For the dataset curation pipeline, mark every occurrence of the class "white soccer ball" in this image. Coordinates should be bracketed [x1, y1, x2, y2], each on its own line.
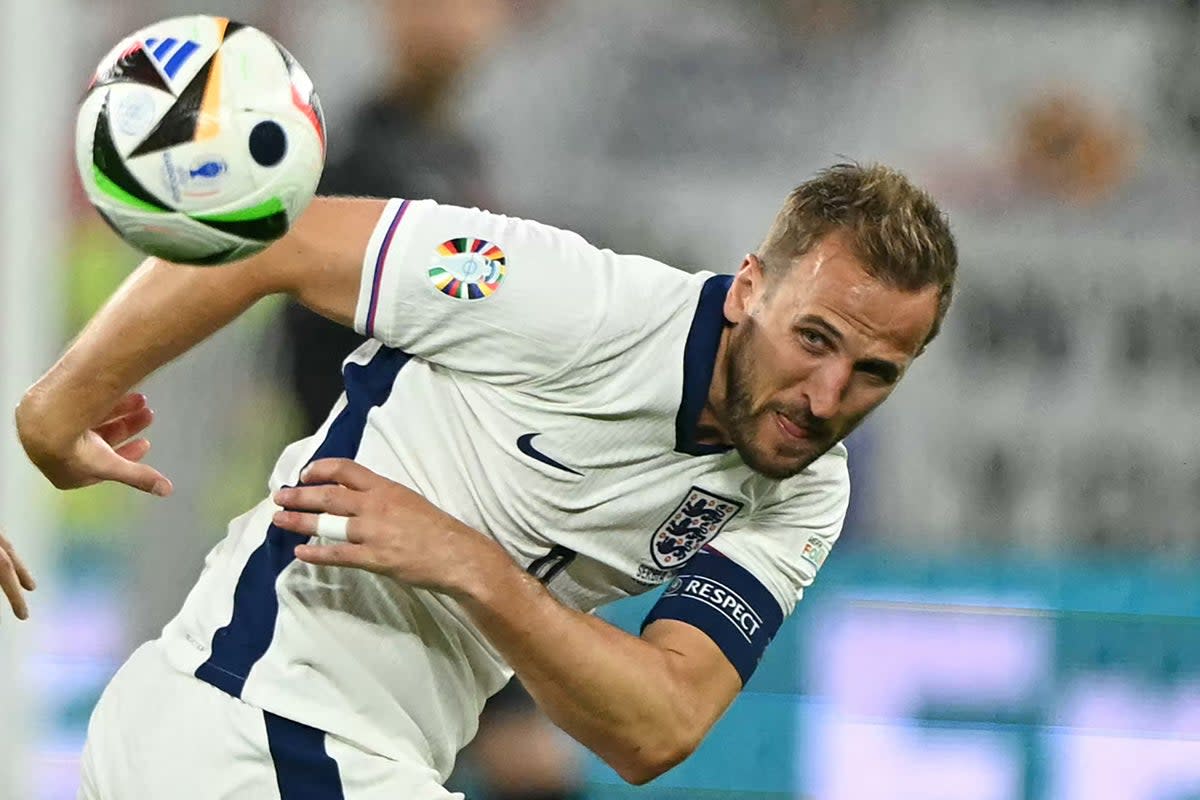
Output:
[75, 15, 326, 265]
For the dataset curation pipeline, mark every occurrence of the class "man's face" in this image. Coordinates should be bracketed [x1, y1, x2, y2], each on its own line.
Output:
[717, 232, 939, 480]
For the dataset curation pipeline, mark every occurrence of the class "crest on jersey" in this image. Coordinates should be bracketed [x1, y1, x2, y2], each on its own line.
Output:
[650, 487, 743, 569]
[428, 237, 507, 300]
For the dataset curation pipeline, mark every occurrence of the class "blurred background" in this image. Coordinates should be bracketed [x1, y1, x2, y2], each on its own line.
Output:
[2, 0, 1199, 797]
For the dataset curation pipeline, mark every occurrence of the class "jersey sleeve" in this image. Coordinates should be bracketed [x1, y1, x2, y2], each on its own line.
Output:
[641, 448, 850, 684]
[353, 198, 624, 386]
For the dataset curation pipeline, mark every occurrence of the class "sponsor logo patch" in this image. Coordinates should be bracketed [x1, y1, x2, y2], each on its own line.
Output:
[650, 487, 742, 569]
[516, 433, 581, 476]
[800, 534, 831, 571]
[663, 575, 764, 641]
[428, 237, 506, 300]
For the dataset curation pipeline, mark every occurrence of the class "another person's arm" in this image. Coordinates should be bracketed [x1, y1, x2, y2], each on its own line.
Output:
[15, 197, 387, 494]
[0, 531, 35, 622]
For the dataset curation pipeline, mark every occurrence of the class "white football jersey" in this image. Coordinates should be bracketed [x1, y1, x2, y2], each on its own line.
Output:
[159, 199, 849, 781]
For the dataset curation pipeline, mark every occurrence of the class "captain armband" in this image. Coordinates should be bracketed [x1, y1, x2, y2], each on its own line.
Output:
[641, 548, 785, 685]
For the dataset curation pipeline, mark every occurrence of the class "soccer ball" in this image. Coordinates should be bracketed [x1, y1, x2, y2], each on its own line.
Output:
[75, 15, 326, 265]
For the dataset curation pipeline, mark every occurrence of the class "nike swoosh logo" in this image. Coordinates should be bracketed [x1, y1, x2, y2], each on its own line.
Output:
[517, 433, 582, 476]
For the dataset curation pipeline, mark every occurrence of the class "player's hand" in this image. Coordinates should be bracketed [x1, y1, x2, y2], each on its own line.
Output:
[17, 392, 173, 497]
[271, 458, 504, 596]
[0, 530, 36, 622]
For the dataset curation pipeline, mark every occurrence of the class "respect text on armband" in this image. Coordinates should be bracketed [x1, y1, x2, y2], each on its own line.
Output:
[665, 575, 764, 640]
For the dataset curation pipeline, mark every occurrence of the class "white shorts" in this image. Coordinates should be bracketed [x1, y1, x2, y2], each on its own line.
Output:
[78, 640, 462, 800]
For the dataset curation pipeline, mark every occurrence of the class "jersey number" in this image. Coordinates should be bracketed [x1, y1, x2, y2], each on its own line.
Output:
[526, 545, 576, 585]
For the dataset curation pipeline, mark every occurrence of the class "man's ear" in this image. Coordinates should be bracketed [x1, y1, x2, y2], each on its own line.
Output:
[724, 254, 765, 324]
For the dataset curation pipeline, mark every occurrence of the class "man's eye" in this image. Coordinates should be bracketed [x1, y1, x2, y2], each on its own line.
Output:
[800, 329, 829, 349]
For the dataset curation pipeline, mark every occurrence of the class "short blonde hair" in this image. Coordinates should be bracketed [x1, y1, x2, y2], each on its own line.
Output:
[758, 162, 958, 344]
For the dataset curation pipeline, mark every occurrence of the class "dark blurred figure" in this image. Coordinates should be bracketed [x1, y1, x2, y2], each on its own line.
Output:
[1165, 0, 1200, 147]
[280, 2, 583, 798]
[283, 0, 499, 425]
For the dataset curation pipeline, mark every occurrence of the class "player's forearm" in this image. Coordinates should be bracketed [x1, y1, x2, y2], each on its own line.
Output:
[17, 196, 378, 456]
[457, 557, 702, 784]
[276, 460, 728, 781]
[17, 255, 276, 455]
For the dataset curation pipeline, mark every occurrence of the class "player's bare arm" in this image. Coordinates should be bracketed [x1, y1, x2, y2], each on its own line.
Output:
[272, 457, 742, 785]
[0, 530, 36, 623]
[15, 197, 384, 496]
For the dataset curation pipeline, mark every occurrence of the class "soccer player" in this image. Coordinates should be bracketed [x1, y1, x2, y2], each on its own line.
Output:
[17, 163, 956, 798]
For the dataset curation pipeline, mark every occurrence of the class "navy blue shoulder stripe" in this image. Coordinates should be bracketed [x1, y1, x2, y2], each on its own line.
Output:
[195, 345, 410, 697]
[675, 274, 734, 456]
[264, 711, 345, 798]
[642, 547, 785, 685]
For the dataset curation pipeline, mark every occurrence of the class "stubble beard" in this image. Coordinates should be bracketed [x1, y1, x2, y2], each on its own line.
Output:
[721, 323, 830, 481]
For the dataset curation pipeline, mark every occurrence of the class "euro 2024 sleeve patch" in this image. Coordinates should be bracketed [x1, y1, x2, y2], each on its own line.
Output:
[427, 237, 506, 300]
[801, 534, 831, 571]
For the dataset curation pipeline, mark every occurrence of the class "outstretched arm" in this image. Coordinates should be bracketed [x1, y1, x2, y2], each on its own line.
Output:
[16, 197, 386, 494]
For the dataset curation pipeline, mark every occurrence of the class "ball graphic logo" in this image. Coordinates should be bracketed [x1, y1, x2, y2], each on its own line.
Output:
[113, 90, 157, 137]
[189, 158, 227, 179]
[160, 152, 228, 202]
[428, 238, 507, 300]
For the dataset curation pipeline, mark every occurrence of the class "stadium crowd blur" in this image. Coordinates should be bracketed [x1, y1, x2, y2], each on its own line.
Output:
[39, 0, 1200, 798]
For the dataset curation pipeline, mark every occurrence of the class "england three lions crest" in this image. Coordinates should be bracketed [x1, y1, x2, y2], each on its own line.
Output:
[650, 487, 743, 569]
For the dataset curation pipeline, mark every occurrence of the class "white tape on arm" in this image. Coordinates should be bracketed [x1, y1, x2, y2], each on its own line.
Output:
[315, 513, 350, 542]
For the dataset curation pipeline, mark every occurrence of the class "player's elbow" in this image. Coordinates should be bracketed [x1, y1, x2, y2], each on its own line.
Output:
[610, 730, 699, 785]
[15, 390, 57, 470]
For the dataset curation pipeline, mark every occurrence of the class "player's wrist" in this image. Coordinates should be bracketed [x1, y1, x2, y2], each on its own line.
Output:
[446, 530, 527, 608]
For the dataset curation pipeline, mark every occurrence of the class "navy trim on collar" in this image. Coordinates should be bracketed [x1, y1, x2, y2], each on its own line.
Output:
[675, 274, 735, 456]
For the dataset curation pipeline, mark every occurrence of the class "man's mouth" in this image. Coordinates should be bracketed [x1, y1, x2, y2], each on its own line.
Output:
[775, 410, 812, 442]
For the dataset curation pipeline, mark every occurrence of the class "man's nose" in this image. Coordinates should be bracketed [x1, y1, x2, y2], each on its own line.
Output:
[805, 360, 852, 420]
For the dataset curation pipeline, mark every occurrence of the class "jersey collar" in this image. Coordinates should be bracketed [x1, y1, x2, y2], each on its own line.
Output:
[675, 274, 735, 456]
